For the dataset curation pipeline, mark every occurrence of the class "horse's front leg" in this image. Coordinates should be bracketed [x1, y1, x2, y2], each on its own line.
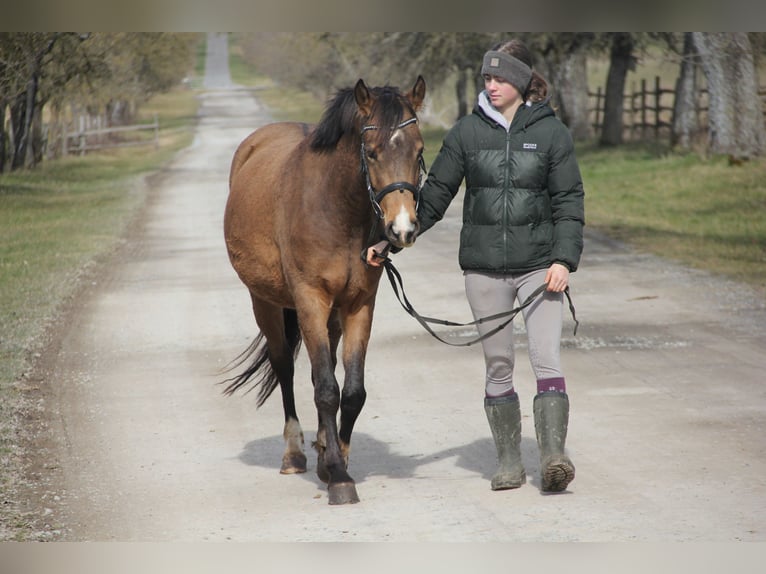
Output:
[297, 297, 360, 505]
[338, 302, 374, 469]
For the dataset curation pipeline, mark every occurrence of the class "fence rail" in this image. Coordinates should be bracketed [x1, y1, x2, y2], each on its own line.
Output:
[589, 77, 766, 141]
[62, 115, 159, 156]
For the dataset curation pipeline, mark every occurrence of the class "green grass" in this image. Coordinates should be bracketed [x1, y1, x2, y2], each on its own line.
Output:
[578, 142, 766, 295]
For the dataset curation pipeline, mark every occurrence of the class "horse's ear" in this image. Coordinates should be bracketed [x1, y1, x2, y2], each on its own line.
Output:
[354, 79, 373, 116]
[407, 75, 427, 111]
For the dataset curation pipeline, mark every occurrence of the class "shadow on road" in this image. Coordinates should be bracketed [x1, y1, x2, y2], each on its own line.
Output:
[237, 433, 551, 489]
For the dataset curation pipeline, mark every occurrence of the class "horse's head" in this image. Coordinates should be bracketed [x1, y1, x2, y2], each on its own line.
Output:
[355, 76, 427, 249]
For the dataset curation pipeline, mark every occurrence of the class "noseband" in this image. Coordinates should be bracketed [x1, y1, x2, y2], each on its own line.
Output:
[360, 117, 425, 219]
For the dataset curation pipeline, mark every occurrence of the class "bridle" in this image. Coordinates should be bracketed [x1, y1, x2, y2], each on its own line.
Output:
[360, 116, 426, 219]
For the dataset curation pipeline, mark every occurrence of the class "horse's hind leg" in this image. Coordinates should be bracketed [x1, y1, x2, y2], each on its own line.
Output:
[251, 295, 306, 474]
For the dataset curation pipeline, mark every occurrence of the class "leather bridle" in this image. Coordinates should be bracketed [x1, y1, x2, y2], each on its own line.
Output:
[360, 117, 425, 219]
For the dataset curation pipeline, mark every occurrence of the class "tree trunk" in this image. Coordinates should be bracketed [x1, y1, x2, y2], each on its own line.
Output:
[455, 68, 468, 120]
[672, 33, 701, 150]
[0, 99, 7, 173]
[600, 33, 635, 146]
[548, 49, 591, 141]
[31, 102, 44, 166]
[691, 32, 765, 159]
[24, 72, 41, 168]
[10, 90, 29, 170]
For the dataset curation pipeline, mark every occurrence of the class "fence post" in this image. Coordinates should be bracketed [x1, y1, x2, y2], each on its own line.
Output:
[630, 81, 637, 140]
[640, 78, 647, 140]
[654, 76, 661, 140]
[594, 86, 602, 132]
[78, 115, 85, 156]
[153, 113, 159, 149]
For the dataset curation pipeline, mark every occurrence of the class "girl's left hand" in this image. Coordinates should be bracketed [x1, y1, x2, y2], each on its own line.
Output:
[545, 263, 570, 292]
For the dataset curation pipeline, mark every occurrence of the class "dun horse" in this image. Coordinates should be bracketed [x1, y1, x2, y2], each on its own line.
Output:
[223, 77, 426, 504]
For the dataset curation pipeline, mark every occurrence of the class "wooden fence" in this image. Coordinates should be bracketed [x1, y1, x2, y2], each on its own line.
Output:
[62, 114, 159, 156]
[589, 76, 766, 141]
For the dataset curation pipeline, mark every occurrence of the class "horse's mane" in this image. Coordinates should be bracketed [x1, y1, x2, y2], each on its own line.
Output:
[309, 85, 412, 152]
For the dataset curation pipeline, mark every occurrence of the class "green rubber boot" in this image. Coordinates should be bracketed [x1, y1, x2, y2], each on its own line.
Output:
[533, 391, 575, 492]
[484, 394, 526, 490]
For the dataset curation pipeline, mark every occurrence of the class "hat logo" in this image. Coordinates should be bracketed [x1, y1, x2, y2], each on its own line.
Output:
[490, 57, 500, 67]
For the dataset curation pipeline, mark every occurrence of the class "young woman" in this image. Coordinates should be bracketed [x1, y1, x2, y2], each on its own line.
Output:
[368, 39, 585, 493]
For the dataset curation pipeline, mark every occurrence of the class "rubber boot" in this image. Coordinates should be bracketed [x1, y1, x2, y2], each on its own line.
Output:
[533, 391, 575, 492]
[484, 394, 526, 490]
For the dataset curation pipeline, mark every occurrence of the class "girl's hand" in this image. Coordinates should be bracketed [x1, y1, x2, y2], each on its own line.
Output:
[545, 263, 570, 292]
[365, 240, 390, 267]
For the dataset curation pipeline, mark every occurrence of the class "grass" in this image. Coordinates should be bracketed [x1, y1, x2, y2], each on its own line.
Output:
[0, 85, 200, 540]
[578, 142, 766, 295]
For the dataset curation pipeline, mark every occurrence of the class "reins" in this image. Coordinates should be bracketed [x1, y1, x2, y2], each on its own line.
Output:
[381, 258, 579, 347]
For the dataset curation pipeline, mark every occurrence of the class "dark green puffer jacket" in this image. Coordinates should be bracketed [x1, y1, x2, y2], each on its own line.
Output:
[418, 97, 585, 273]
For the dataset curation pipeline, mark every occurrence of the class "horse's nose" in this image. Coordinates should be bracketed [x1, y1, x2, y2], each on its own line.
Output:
[386, 217, 419, 247]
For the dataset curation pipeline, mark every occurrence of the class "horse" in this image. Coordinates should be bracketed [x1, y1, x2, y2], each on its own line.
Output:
[223, 76, 426, 504]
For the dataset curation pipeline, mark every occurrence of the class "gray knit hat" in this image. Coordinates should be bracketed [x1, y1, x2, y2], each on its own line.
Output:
[481, 50, 533, 94]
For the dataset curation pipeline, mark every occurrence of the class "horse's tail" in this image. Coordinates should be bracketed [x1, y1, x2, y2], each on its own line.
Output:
[220, 308, 302, 408]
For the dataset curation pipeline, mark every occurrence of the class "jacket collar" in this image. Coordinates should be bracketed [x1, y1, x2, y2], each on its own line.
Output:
[476, 90, 553, 132]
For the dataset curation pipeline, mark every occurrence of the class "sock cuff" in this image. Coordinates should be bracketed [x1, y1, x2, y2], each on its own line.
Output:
[537, 377, 566, 394]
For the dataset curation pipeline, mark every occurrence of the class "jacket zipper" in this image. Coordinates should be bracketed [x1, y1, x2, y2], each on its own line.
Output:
[503, 129, 511, 272]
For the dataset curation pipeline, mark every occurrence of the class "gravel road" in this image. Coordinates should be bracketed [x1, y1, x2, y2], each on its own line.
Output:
[20, 33, 766, 542]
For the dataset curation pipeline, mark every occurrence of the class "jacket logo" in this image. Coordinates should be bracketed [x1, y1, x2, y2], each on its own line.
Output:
[523, 143, 537, 150]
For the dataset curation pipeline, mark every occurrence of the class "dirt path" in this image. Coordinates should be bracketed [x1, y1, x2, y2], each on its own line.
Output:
[24, 33, 766, 541]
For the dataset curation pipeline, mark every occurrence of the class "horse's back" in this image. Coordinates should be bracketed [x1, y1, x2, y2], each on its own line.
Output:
[226, 121, 309, 227]
[225, 122, 309, 303]
[229, 122, 307, 186]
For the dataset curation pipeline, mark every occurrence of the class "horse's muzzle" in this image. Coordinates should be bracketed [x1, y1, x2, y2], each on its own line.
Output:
[385, 218, 420, 248]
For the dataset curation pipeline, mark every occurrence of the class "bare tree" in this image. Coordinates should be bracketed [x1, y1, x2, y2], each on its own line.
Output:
[0, 33, 197, 171]
[600, 33, 636, 146]
[531, 33, 595, 141]
[691, 32, 765, 159]
[671, 33, 701, 150]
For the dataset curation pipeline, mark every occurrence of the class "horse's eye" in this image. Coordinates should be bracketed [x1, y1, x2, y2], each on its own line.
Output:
[366, 149, 378, 161]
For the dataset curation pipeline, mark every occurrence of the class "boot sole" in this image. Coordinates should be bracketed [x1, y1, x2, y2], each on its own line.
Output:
[541, 460, 575, 493]
[491, 472, 526, 490]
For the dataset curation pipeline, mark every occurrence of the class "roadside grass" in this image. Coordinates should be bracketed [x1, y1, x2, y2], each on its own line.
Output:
[0, 86, 199, 539]
[578, 142, 766, 296]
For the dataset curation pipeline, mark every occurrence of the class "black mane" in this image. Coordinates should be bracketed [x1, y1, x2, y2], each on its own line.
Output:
[309, 85, 413, 152]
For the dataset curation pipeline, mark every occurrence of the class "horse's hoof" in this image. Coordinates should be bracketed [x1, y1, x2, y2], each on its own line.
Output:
[280, 452, 307, 474]
[328, 482, 360, 505]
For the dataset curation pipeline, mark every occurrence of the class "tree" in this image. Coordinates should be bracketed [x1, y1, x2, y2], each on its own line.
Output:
[0, 33, 196, 171]
[599, 33, 636, 146]
[691, 32, 765, 159]
[671, 33, 702, 150]
[1, 33, 63, 169]
[529, 33, 595, 141]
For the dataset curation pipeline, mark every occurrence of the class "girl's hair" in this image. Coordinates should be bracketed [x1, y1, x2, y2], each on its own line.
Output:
[492, 39, 548, 103]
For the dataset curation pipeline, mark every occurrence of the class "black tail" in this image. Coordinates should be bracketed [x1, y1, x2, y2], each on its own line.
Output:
[220, 309, 302, 408]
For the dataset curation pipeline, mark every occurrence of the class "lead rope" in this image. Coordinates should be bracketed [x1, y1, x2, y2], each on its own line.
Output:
[382, 259, 579, 347]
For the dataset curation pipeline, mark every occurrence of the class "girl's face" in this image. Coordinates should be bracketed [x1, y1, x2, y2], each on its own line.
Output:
[483, 74, 523, 113]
